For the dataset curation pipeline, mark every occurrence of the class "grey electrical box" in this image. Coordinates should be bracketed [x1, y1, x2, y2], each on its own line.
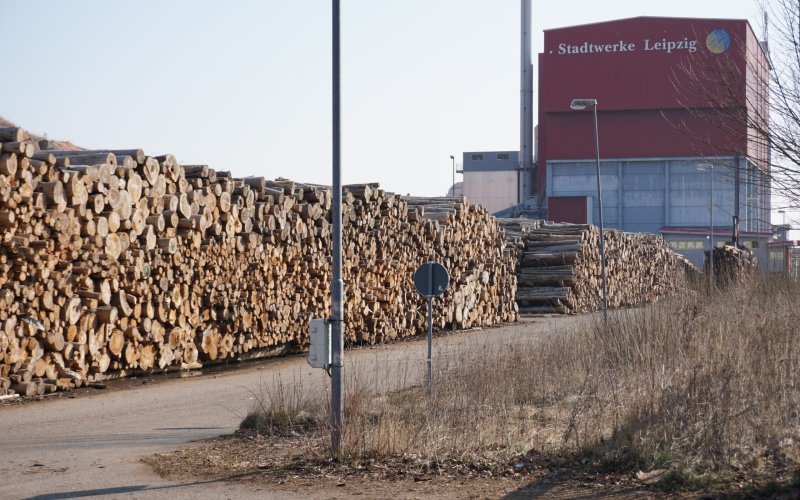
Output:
[308, 318, 331, 369]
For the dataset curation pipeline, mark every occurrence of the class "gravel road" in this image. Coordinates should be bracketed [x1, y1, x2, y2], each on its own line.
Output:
[0, 315, 592, 499]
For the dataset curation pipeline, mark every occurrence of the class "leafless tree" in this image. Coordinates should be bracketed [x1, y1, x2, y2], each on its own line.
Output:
[669, 0, 800, 222]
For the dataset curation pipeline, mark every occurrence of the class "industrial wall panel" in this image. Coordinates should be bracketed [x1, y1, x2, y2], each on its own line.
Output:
[596, 190, 619, 207]
[670, 161, 709, 173]
[624, 221, 664, 233]
[551, 162, 619, 192]
[536, 16, 769, 202]
[670, 204, 735, 227]
[669, 169, 710, 190]
[543, 110, 742, 162]
[540, 17, 749, 113]
[547, 154, 753, 234]
[548, 196, 589, 224]
[462, 151, 519, 172]
[462, 171, 518, 214]
[552, 174, 618, 193]
[551, 162, 595, 174]
[622, 163, 665, 190]
[623, 190, 664, 207]
[622, 206, 664, 223]
[669, 184, 735, 206]
[669, 189, 713, 208]
[670, 205, 711, 226]
[593, 206, 619, 226]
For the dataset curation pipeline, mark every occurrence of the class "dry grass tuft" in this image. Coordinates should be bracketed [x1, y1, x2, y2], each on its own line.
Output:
[240, 373, 325, 435]
[245, 275, 800, 488]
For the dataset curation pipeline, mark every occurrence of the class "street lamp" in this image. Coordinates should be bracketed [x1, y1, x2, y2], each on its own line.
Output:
[570, 98, 607, 324]
[450, 155, 455, 196]
[698, 164, 715, 292]
[330, 0, 344, 455]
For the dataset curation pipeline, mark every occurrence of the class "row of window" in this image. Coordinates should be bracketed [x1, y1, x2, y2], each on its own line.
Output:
[670, 240, 760, 250]
[471, 153, 510, 161]
[769, 250, 785, 261]
[670, 240, 707, 250]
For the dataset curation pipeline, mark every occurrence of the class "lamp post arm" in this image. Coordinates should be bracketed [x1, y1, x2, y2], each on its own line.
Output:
[593, 104, 608, 325]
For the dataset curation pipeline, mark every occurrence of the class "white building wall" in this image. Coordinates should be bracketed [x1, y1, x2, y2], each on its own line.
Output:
[463, 171, 518, 214]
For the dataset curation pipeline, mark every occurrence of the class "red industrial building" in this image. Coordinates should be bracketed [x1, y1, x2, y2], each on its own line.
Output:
[537, 17, 772, 268]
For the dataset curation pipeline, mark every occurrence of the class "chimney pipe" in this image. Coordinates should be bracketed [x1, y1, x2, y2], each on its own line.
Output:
[520, 0, 533, 203]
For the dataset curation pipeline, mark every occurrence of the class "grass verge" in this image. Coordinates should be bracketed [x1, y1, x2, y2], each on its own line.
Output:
[162, 275, 800, 495]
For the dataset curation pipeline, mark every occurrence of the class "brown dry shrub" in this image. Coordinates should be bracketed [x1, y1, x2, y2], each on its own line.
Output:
[247, 275, 800, 478]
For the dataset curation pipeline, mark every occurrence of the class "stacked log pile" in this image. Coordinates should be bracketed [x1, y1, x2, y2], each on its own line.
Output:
[0, 127, 517, 396]
[705, 245, 758, 288]
[512, 222, 697, 314]
[403, 197, 518, 332]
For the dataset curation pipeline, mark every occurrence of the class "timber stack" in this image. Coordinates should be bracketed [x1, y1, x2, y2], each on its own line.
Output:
[0, 126, 517, 397]
[404, 197, 518, 331]
[512, 222, 697, 314]
[705, 245, 757, 288]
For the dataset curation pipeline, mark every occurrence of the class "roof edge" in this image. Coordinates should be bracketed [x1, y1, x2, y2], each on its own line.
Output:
[543, 15, 750, 33]
[542, 16, 767, 58]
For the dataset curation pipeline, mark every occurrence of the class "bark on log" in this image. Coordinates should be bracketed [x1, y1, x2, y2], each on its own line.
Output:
[0, 126, 518, 393]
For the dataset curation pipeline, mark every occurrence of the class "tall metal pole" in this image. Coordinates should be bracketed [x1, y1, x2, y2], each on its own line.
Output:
[330, 0, 344, 455]
[709, 166, 714, 292]
[519, 0, 533, 201]
[592, 104, 608, 325]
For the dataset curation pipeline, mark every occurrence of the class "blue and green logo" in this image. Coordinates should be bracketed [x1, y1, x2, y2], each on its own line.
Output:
[706, 29, 731, 54]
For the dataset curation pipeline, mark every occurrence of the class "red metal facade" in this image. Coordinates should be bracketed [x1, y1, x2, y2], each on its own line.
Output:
[537, 16, 764, 195]
[548, 196, 589, 224]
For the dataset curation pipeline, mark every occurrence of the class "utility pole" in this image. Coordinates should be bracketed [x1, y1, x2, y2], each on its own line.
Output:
[592, 103, 608, 325]
[699, 164, 715, 292]
[570, 99, 607, 325]
[709, 166, 715, 292]
[519, 0, 533, 202]
[330, 0, 344, 455]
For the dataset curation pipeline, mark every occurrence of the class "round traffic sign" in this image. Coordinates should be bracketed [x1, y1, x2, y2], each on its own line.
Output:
[414, 261, 449, 297]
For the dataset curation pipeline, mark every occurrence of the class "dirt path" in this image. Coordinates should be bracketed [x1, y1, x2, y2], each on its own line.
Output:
[0, 315, 592, 499]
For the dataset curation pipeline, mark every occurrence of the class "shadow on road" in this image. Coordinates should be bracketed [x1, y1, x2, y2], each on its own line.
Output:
[502, 468, 647, 499]
[22, 472, 260, 500]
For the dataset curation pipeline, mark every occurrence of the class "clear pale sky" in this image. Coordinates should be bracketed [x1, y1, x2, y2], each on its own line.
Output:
[3, 1, 773, 208]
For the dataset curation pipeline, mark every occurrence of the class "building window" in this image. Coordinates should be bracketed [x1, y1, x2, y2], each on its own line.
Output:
[496, 153, 510, 160]
[670, 240, 705, 250]
[739, 240, 758, 249]
[770, 250, 784, 261]
[471, 154, 484, 161]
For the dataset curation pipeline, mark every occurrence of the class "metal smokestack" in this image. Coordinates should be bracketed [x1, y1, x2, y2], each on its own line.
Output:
[520, 0, 533, 202]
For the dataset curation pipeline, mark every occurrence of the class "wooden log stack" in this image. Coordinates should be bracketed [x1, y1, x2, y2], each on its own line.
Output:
[0, 126, 517, 396]
[704, 245, 758, 288]
[507, 221, 698, 314]
[402, 197, 518, 334]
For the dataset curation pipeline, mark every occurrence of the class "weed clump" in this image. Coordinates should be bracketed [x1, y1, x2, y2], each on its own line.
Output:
[243, 275, 800, 489]
[240, 372, 323, 436]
